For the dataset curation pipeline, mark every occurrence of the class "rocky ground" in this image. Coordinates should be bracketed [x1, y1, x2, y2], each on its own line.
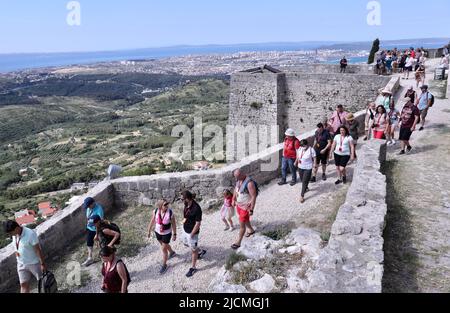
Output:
[382, 59, 450, 292]
[75, 163, 353, 293]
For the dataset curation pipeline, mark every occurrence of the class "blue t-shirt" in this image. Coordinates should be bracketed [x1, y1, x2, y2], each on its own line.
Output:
[86, 203, 104, 232]
[418, 92, 432, 111]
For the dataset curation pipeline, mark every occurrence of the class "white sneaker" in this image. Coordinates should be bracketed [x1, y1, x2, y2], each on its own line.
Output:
[392, 140, 396, 145]
[82, 258, 94, 267]
[229, 226, 235, 232]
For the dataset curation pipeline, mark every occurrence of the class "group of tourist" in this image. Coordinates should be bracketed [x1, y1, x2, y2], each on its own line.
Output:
[2, 48, 439, 294]
[375, 47, 427, 77]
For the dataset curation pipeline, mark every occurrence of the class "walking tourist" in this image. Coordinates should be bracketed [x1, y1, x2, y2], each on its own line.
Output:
[100, 246, 130, 293]
[147, 199, 177, 275]
[377, 88, 394, 112]
[5, 220, 46, 293]
[311, 123, 332, 182]
[295, 140, 316, 204]
[399, 95, 420, 155]
[415, 64, 426, 88]
[416, 85, 434, 131]
[231, 169, 258, 250]
[387, 102, 401, 146]
[278, 128, 300, 186]
[364, 102, 377, 141]
[372, 105, 389, 140]
[83, 197, 104, 267]
[329, 105, 349, 137]
[181, 191, 207, 278]
[330, 126, 356, 185]
[346, 113, 359, 158]
[405, 86, 416, 103]
[220, 189, 235, 231]
[93, 215, 121, 250]
[403, 54, 416, 79]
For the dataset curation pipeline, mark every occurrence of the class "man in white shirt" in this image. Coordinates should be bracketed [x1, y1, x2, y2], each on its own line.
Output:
[5, 220, 46, 293]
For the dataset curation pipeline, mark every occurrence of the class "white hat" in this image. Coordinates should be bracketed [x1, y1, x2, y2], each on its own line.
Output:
[381, 88, 392, 94]
[285, 128, 296, 137]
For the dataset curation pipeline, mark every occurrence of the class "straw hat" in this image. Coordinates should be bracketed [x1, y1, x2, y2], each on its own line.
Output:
[346, 113, 355, 121]
[381, 88, 392, 95]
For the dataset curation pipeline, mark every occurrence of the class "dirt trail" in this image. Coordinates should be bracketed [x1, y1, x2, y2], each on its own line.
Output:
[383, 59, 450, 293]
[76, 161, 354, 293]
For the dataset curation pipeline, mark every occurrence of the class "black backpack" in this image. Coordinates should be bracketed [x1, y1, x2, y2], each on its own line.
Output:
[118, 260, 131, 287]
[38, 271, 58, 293]
[428, 92, 435, 107]
[101, 222, 121, 245]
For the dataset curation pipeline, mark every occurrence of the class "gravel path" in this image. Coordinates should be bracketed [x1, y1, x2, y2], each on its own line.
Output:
[383, 59, 450, 292]
[77, 160, 354, 293]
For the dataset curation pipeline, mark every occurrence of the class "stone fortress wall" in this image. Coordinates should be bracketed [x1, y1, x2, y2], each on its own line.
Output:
[228, 64, 393, 143]
[0, 64, 398, 293]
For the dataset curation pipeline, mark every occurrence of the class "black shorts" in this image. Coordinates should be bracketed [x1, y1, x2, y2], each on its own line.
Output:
[315, 149, 329, 165]
[399, 128, 413, 141]
[405, 66, 413, 72]
[86, 230, 96, 247]
[334, 153, 351, 168]
[155, 232, 172, 244]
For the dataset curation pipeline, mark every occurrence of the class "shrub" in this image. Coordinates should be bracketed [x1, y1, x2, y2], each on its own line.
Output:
[225, 252, 247, 271]
[262, 224, 292, 241]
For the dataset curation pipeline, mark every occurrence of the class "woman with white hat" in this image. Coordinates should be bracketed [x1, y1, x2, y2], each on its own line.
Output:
[377, 88, 394, 113]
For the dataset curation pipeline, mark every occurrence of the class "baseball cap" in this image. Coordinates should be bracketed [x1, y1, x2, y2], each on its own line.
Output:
[83, 197, 95, 209]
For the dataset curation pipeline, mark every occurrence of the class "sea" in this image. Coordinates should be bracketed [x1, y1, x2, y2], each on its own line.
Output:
[0, 40, 446, 73]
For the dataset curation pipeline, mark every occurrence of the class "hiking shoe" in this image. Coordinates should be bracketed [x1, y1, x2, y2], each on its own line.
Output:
[310, 177, 317, 183]
[290, 181, 297, 186]
[160, 264, 168, 275]
[335, 180, 342, 185]
[169, 251, 176, 259]
[407, 146, 412, 153]
[399, 150, 406, 155]
[82, 258, 94, 267]
[322, 174, 327, 181]
[278, 181, 287, 186]
[419, 127, 424, 131]
[198, 249, 207, 260]
[186, 268, 198, 278]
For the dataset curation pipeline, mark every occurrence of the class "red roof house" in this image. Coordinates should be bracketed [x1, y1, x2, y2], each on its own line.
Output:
[15, 210, 37, 226]
[38, 202, 52, 210]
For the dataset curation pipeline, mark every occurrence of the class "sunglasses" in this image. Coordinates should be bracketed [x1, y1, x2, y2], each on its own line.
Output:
[163, 203, 169, 207]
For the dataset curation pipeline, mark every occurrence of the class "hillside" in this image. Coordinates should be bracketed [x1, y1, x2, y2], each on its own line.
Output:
[0, 77, 230, 229]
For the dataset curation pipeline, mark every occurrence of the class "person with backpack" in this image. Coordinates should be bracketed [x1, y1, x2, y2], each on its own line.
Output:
[4, 220, 47, 293]
[82, 197, 104, 267]
[100, 246, 130, 293]
[399, 95, 420, 155]
[147, 199, 177, 275]
[231, 168, 258, 250]
[295, 140, 317, 204]
[311, 122, 332, 183]
[329, 105, 349, 137]
[363, 102, 377, 141]
[278, 128, 301, 186]
[416, 85, 434, 131]
[92, 215, 121, 250]
[180, 191, 207, 278]
[405, 86, 416, 103]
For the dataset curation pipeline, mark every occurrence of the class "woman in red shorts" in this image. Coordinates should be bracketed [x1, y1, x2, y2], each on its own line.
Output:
[372, 105, 389, 140]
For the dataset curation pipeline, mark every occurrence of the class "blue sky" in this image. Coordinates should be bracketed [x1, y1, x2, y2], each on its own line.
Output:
[0, 0, 448, 53]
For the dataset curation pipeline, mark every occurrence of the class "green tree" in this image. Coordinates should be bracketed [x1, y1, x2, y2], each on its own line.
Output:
[368, 38, 380, 64]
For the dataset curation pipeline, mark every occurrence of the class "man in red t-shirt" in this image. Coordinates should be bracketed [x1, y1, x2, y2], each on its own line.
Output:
[399, 96, 420, 155]
[278, 128, 301, 186]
